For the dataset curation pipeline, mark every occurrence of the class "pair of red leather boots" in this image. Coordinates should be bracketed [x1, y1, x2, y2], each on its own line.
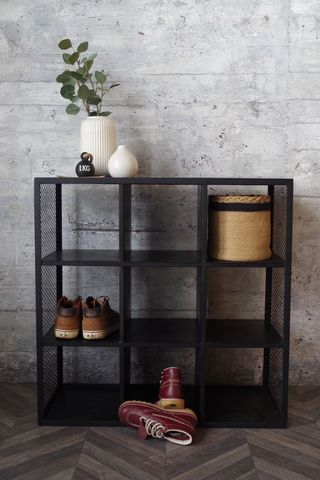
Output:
[118, 367, 198, 445]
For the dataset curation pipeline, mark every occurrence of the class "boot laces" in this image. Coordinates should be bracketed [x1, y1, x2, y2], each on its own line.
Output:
[140, 417, 164, 439]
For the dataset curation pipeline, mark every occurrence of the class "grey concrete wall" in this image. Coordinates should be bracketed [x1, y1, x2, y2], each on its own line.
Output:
[0, 0, 319, 384]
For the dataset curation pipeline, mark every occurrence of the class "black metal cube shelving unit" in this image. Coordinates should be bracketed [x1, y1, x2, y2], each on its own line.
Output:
[35, 177, 293, 427]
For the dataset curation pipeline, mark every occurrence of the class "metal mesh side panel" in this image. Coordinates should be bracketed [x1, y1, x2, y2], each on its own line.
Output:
[40, 184, 57, 258]
[41, 266, 57, 336]
[43, 347, 58, 408]
[269, 347, 283, 413]
[269, 185, 288, 337]
[268, 185, 288, 414]
[271, 185, 287, 259]
[270, 267, 285, 336]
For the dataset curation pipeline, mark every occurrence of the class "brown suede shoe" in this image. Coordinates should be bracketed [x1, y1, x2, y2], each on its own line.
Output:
[82, 296, 119, 340]
[54, 296, 82, 339]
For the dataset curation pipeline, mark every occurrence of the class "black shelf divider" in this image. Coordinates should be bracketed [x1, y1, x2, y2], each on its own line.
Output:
[35, 177, 293, 428]
[42, 249, 120, 266]
[124, 318, 200, 346]
[124, 249, 202, 266]
[206, 319, 283, 348]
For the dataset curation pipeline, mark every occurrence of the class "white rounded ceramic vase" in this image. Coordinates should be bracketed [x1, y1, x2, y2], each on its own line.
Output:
[80, 116, 117, 175]
[108, 145, 138, 178]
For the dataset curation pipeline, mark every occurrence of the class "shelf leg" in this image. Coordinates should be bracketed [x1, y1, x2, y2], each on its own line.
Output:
[56, 184, 63, 387]
[35, 180, 44, 424]
[120, 346, 130, 403]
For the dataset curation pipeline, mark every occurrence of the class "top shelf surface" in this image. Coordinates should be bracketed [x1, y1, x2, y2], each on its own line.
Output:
[35, 177, 293, 186]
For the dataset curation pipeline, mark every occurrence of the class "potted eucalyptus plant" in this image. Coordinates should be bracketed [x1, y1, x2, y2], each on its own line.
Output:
[57, 38, 119, 175]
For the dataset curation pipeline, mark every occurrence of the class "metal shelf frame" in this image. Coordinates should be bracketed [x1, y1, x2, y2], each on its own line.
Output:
[35, 177, 293, 427]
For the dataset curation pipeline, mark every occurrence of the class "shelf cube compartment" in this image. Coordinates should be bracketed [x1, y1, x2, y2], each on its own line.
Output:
[39, 182, 120, 265]
[41, 265, 120, 344]
[204, 347, 284, 427]
[207, 268, 266, 320]
[206, 268, 284, 347]
[40, 346, 120, 426]
[123, 267, 200, 345]
[62, 184, 120, 251]
[206, 182, 290, 267]
[123, 184, 201, 262]
[122, 346, 200, 414]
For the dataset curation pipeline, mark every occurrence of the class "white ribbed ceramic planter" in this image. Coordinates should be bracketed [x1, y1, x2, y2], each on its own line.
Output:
[80, 116, 117, 175]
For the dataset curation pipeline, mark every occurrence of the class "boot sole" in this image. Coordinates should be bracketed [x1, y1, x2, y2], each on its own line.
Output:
[54, 328, 80, 339]
[82, 322, 119, 340]
[157, 398, 185, 409]
[119, 400, 198, 420]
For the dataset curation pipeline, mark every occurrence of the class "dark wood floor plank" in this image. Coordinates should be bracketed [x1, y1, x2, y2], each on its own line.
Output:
[255, 473, 281, 480]
[289, 386, 320, 421]
[166, 430, 255, 480]
[253, 455, 311, 480]
[247, 429, 320, 468]
[73, 464, 110, 480]
[0, 385, 35, 418]
[0, 443, 82, 480]
[249, 442, 320, 480]
[75, 455, 130, 480]
[90, 426, 165, 462]
[76, 427, 166, 480]
[45, 467, 75, 480]
[0, 425, 87, 480]
[170, 443, 251, 480]
[236, 470, 260, 480]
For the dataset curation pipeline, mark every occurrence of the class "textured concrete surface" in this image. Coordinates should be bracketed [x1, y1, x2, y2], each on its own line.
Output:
[0, 0, 319, 383]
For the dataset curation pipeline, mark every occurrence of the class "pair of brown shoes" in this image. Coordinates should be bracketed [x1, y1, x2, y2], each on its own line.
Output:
[54, 296, 119, 340]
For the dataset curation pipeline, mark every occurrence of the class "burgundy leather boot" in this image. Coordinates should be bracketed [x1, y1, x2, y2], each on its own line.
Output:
[157, 367, 185, 409]
[118, 401, 197, 445]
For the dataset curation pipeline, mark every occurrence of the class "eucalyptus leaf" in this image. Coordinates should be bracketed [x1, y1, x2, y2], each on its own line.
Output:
[95, 70, 107, 83]
[77, 66, 86, 76]
[60, 84, 75, 100]
[65, 76, 76, 86]
[66, 103, 80, 115]
[78, 84, 90, 100]
[58, 38, 72, 50]
[87, 95, 102, 105]
[87, 53, 97, 61]
[77, 41, 88, 53]
[69, 52, 79, 64]
[84, 60, 93, 71]
[63, 53, 71, 64]
[69, 71, 85, 82]
[100, 111, 112, 116]
[57, 74, 76, 86]
[56, 71, 72, 83]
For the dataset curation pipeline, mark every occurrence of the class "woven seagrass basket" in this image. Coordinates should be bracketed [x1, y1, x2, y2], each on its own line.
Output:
[208, 195, 272, 261]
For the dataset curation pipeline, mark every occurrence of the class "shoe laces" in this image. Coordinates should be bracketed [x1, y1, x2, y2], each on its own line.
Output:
[139, 417, 164, 439]
[85, 296, 109, 308]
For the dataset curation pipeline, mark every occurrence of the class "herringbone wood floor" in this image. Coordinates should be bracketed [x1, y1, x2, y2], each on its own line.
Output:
[0, 385, 320, 479]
